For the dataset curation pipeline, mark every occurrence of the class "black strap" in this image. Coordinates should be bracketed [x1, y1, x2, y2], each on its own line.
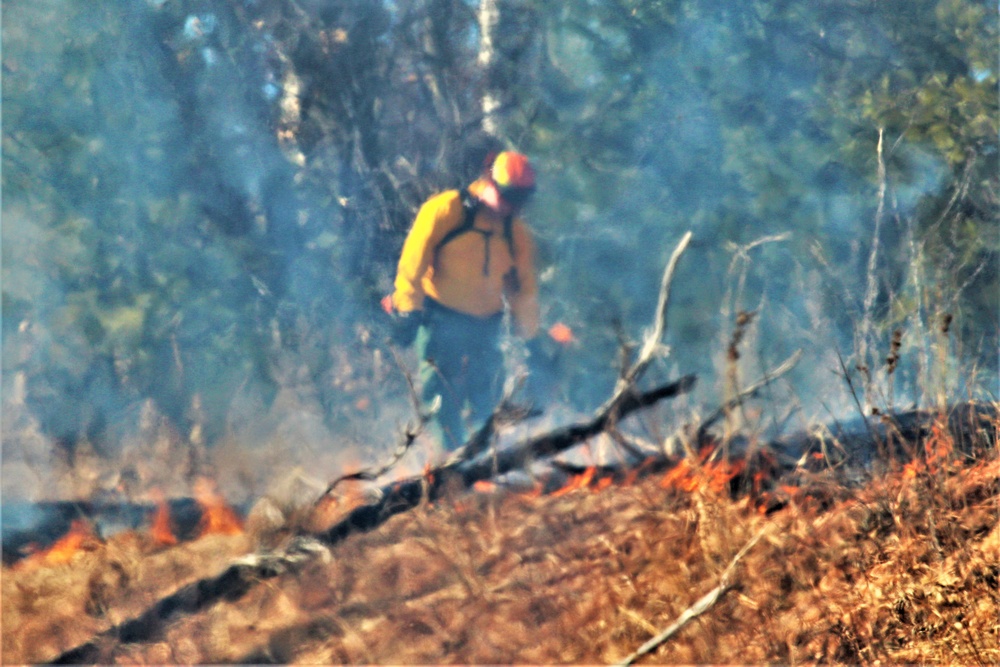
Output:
[434, 189, 516, 279]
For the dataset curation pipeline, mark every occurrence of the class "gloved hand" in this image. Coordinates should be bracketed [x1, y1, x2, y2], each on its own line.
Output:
[391, 310, 422, 347]
[381, 294, 422, 347]
[525, 336, 559, 409]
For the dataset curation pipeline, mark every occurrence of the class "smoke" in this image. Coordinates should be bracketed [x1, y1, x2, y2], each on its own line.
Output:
[538, 3, 981, 428]
[3, 2, 398, 496]
[2, 1, 993, 507]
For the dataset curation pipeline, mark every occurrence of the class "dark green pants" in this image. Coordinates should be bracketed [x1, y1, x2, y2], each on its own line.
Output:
[416, 299, 504, 451]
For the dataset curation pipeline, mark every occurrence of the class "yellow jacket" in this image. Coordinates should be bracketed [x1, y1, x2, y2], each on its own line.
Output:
[392, 179, 539, 338]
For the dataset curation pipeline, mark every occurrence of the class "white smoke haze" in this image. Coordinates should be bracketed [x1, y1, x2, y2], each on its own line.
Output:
[2, 0, 996, 509]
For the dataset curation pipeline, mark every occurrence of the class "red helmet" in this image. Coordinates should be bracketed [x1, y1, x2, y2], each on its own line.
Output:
[491, 151, 536, 189]
[490, 151, 536, 206]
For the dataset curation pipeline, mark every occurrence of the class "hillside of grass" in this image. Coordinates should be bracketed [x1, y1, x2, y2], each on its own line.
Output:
[4, 403, 997, 665]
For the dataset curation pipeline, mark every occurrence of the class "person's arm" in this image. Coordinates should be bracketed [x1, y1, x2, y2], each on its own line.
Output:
[509, 221, 559, 408]
[392, 192, 457, 313]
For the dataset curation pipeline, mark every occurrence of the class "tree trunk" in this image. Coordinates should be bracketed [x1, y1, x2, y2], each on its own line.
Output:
[477, 0, 536, 141]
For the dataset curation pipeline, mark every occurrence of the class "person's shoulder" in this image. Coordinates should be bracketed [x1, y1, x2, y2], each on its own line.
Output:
[420, 189, 465, 227]
[423, 189, 463, 211]
[510, 216, 535, 248]
[511, 215, 534, 233]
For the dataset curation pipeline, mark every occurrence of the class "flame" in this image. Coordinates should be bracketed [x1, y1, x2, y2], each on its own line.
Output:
[16, 519, 97, 571]
[548, 322, 576, 345]
[194, 478, 244, 537]
[661, 458, 702, 492]
[474, 480, 496, 493]
[592, 476, 614, 492]
[902, 420, 956, 478]
[551, 466, 597, 497]
[778, 484, 801, 497]
[923, 420, 954, 467]
[149, 494, 178, 546]
[660, 448, 745, 495]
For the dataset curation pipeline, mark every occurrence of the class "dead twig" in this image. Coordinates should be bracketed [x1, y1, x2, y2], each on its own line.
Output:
[600, 231, 693, 418]
[616, 528, 766, 666]
[695, 349, 803, 443]
[314, 348, 439, 504]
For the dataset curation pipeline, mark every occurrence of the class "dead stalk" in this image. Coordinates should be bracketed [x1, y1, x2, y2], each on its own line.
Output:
[616, 528, 766, 666]
[858, 126, 887, 411]
[599, 230, 692, 418]
[695, 349, 802, 445]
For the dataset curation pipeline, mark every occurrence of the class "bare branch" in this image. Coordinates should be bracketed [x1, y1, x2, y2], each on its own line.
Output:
[696, 349, 803, 442]
[616, 529, 766, 666]
[599, 231, 693, 417]
[314, 347, 438, 504]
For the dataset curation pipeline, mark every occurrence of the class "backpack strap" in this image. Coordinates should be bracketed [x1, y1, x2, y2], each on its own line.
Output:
[436, 189, 480, 252]
[434, 189, 517, 280]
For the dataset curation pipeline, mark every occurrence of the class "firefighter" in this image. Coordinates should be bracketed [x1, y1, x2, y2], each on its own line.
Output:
[384, 150, 550, 451]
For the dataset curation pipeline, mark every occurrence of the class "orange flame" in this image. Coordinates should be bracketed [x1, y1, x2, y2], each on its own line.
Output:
[474, 480, 496, 493]
[16, 519, 97, 571]
[924, 421, 954, 467]
[660, 448, 745, 495]
[551, 466, 597, 497]
[149, 494, 178, 546]
[194, 478, 244, 537]
[660, 458, 700, 492]
[592, 476, 614, 493]
[548, 322, 576, 345]
[902, 420, 955, 478]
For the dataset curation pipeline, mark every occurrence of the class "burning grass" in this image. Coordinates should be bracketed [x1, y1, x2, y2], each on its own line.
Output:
[3, 410, 997, 665]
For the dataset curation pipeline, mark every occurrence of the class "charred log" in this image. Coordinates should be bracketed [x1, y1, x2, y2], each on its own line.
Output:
[321, 374, 698, 543]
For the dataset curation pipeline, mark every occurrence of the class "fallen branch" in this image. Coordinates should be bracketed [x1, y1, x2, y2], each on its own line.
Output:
[52, 537, 332, 664]
[616, 529, 766, 666]
[318, 373, 696, 542]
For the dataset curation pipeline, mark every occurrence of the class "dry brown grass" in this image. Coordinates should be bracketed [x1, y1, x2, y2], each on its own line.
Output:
[3, 419, 998, 665]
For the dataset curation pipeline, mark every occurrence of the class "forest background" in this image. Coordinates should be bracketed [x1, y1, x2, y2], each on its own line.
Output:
[2, 0, 997, 503]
